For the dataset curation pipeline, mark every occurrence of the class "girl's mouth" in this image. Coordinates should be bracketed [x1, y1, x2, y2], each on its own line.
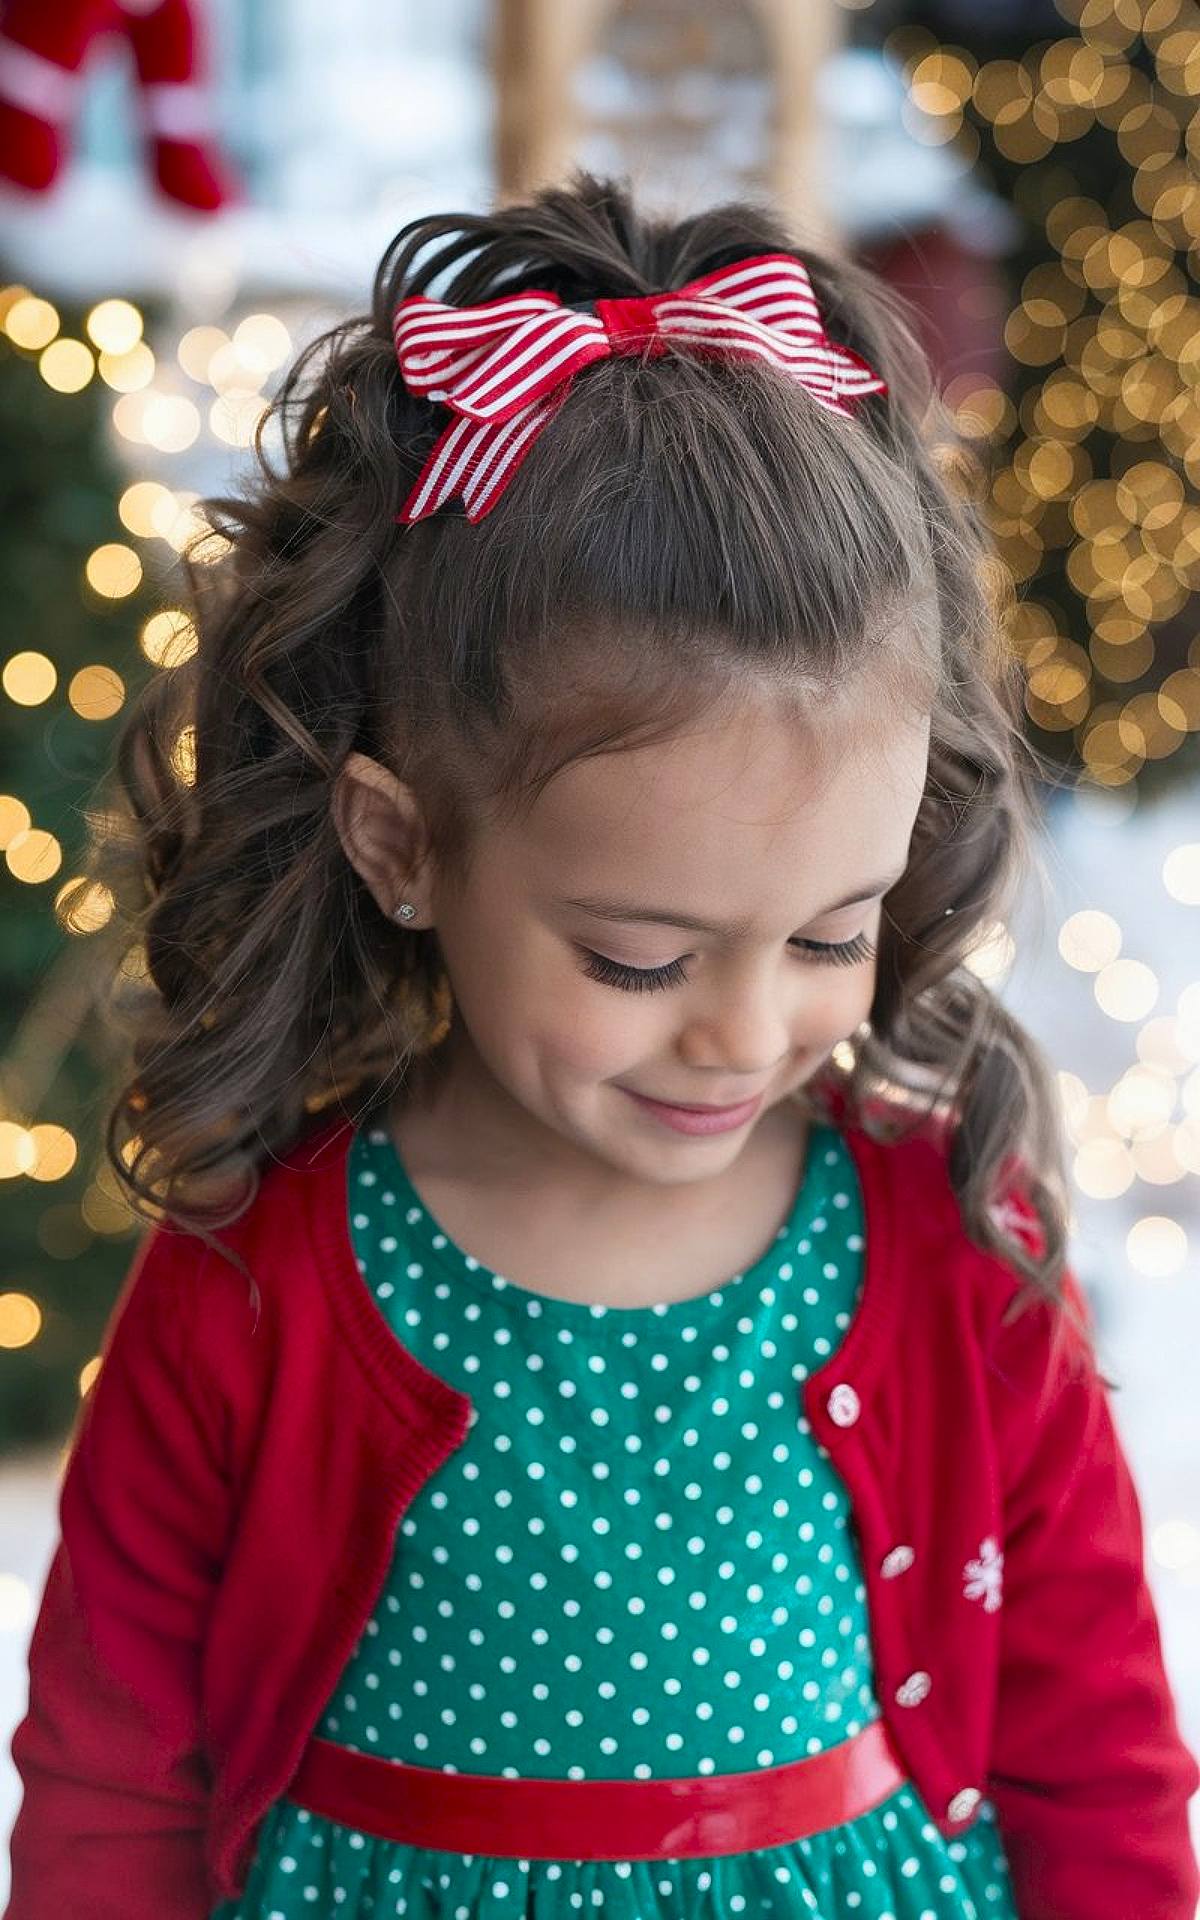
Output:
[621, 1088, 764, 1135]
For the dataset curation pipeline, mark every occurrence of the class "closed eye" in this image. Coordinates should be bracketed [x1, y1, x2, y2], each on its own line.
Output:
[577, 931, 877, 994]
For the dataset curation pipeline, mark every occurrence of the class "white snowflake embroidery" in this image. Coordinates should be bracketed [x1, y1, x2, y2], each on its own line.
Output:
[963, 1535, 1004, 1613]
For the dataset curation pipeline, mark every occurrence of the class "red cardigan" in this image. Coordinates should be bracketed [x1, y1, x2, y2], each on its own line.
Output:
[5, 1108, 1198, 1919]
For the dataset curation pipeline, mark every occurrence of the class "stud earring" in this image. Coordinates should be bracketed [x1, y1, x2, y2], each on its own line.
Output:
[393, 902, 417, 923]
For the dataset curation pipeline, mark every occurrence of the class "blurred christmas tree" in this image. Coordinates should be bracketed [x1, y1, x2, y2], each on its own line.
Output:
[856, 0, 1200, 796]
[0, 279, 155, 1451]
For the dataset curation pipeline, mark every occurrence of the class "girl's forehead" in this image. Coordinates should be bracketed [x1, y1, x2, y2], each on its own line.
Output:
[511, 700, 931, 890]
[543, 697, 928, 818]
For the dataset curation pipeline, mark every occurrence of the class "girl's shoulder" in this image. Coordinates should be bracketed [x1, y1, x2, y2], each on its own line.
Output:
[842, 1090, 1045, 1256]
[841, 1091, 1089, 1356]
[116, 1114, 357, 1363]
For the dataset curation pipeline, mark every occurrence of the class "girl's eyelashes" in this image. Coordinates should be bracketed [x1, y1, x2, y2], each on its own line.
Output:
[579, 950, 690, 994]
[576, 931, 878, 995]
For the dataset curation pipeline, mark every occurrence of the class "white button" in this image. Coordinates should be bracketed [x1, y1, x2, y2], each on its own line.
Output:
[826, 1383, 860, 1427]
[880, 1545, 915, 1579]
[947, 1786, 981, 1822]
[894, 1670, 932, 1707]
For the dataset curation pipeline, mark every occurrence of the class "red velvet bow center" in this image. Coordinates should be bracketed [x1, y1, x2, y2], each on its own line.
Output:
[595, 295, 669, 357]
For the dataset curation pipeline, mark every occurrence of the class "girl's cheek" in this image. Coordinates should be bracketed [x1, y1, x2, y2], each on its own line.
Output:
[535, 972, 662, 1075]
[787, 963, 877, 1058]
[830, 963, 878, 1029]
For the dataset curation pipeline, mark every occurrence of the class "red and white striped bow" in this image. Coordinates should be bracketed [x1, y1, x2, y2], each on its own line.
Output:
[392, 251, 888, 525]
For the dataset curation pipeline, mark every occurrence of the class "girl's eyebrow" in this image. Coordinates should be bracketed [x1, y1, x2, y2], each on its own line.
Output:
[560, 870, 906, 937]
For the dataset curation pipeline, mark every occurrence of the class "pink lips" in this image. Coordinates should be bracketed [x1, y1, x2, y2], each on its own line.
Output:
[622, 1087, 764, 1135]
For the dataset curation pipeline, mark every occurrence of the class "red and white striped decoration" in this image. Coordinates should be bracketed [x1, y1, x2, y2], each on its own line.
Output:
[392, 251, 888, 525]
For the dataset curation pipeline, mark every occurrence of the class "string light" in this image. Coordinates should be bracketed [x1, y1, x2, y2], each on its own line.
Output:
[38, 339, 94, 394]
[140, 608, 198, 666]
[1057, 907, 1121, 969]
[4, 296, 59, 350]
[67, 665, 125, 721]
[0, 797, 31, 847]
[24, 1125, 77, 1181]
[1126, 1213, 1188, 1278]
[0, 1124, 36, 1178]
[1162, 842, 1200, 903]
[2, 652, 56, 706]
[0, 1293, 41, 1348]
[1094, 956, 1159, 1021]
[231, 312, 292, 373]
[117, 480, 177, 538]
[5, 829, 62, 884]
[54, 877, 115, 934]
[85, 299, 143, 356]
[98, 343, 156, 392]
[176, 324, 229, 381]
[84, 543, 142, 599]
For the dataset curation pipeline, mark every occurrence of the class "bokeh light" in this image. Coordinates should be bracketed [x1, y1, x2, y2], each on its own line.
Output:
[2, 652, 56, 706]
[38, 339, 94, 393]
[84, 544, 142, 599]
[1094, 957, 1159, 1021]
[1126, 1214, 1188, 1279]
[85, 299, 143, 355]
[4, 296, 59, 350]
[140, 609, 198, 667]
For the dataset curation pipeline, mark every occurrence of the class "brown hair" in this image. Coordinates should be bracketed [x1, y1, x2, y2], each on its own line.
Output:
[82, 168, 1075, 1318]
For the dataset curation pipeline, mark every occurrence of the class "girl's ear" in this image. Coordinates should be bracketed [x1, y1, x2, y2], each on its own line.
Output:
[332, 751, 434, 922]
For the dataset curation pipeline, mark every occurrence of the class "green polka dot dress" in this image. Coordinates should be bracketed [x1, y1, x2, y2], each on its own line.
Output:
[212, 1117, 1020, 1919]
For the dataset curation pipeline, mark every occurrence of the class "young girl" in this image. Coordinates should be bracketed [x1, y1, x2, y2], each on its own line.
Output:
[5, 171, 1198, 1920]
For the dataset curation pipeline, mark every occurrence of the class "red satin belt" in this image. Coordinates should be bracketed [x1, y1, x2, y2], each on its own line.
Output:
[285, 1718, 909, 1860]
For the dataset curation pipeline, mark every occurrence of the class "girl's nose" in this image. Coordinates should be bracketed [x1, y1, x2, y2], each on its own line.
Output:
[676, 968, 796, 1082]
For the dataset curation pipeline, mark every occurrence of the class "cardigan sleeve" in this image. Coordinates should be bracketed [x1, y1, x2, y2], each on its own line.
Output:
[4, 1223, 231, 1919]
[985, 1263, 1200, 1920]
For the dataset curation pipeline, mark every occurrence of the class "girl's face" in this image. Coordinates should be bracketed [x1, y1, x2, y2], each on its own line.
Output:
[338, 687, 931, 1193]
